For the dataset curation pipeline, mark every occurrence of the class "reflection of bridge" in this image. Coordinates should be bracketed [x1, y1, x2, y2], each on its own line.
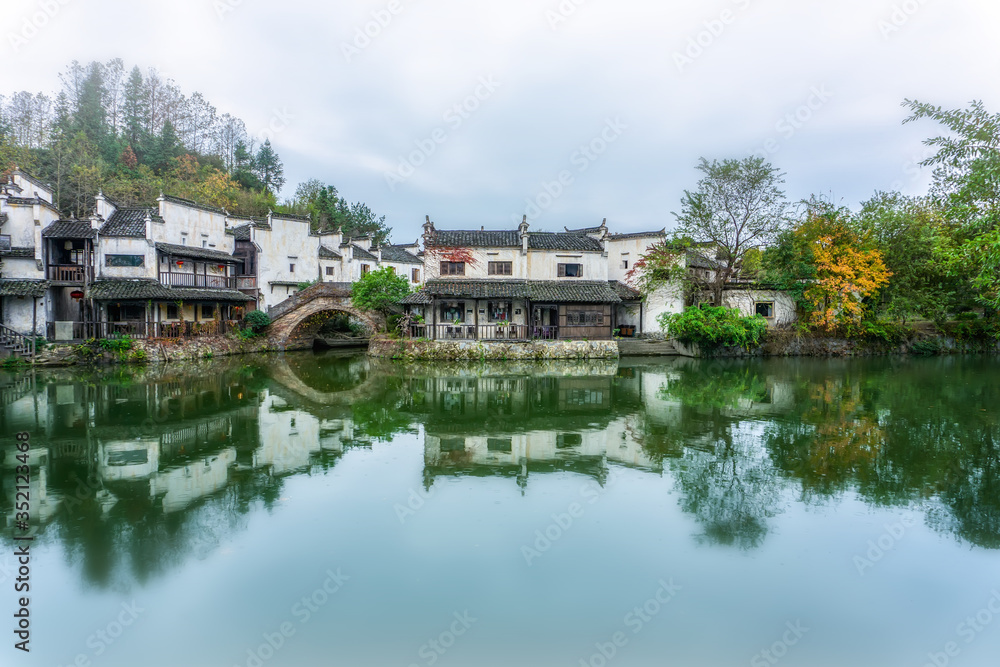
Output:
[267, 283, 378, 350]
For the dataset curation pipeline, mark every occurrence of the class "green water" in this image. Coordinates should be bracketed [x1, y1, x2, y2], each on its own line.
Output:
[1, 352, 999, 667]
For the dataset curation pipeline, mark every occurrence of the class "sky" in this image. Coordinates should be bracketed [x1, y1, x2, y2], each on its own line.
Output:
[5, 0, 1000, 243]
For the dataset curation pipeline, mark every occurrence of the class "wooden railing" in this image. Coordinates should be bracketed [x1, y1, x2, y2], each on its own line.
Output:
[0, 324, 35, 358]
[48, 264, 93, 282]
[46, 320, 242, 341]
[407, 324, 609, 341]
[159, 272, 238, 289]
[235, 275, 257, 290]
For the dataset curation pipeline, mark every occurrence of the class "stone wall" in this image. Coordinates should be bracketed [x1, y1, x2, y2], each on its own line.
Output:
[674, 330, 1000, 358]
[368, 336, 619, 361]
[32, 334, 279, 366]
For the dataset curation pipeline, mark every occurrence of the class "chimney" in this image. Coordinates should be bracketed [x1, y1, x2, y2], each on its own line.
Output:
[519, 215, 529, 255]
[376, 245, 382, 263]
[422, 215, 435, 242]
[144, 210, 152, 239]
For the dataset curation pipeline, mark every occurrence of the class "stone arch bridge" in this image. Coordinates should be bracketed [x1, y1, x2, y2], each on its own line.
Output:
[267, 282, 379, 350]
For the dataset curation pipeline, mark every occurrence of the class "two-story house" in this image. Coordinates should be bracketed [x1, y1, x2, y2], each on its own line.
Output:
[402, 217, 642, 340]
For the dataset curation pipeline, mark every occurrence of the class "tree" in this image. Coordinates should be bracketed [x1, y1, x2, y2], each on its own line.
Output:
[797, 205, 892, 333]
[121, 66, 148, 152]
[903, 99, 1000, 309]
[254, 139, 284, 193]
[146, 119, 181, 173]
[351, 267, 411, 324]
[675, 156, 790, 305]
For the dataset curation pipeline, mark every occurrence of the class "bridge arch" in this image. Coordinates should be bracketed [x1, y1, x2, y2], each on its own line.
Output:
[267, 283, 379, 350]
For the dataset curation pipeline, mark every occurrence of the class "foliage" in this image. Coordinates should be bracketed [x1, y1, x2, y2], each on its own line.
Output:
[674, 156, 791, 304]
[297, 279, 318, 291]
[856, 320, 913, 345]
[295, 180, 391, 244]
[351, 267, 411, 320]
[242, 310, 271, 334]
[623, 241, 688, 298]
[940, 312, 1000, 342]
[659, 306, 768, 350]
[98, 334, 134, 353]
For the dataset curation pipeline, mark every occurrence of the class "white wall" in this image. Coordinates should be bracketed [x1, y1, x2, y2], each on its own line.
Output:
[98, 237, 156, 279]
[723, 289, 799, 327]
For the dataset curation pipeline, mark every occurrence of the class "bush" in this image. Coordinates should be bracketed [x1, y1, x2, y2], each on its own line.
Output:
[99, 334, 134, 354]
[243, 310, 271, 334]
[910, 339, 943, 355]
[942, 313, 1000, 342]
[658, 306, 768, 350]
[128, 348, 149, 364]
[857, 320, 913, 345]
[235, 328, 258, 341]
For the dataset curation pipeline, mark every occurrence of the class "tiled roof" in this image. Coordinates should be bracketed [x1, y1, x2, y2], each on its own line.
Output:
[607, 230, 666, 240]
[230, 224, 252, 241]
[416, 280, 622, 303]
[161, 194, 227, 215]
[271, 212, 311, 222]
[351, 244, 378, 262]
[427, 230, 521, 248]
[5, 197, 37, 206]
[526, 281, 622, 303]
[0, 279, 49, 297]
[87, 279, 252, 302]
[100, 208, 153, 237]
[609, 280, 642, 300]
[155, 242, 238, 263]
[687, 252, 720, 270]
[564, 225, 604, 234]
[42, 221, 97, 239]
[13, 170, 53, 194]
[400, 291, 432, 305]
[318, 245, 342, 259]
[0, 213, 8, 225]
[379, 245, 422, 265]
[528, 233, 604, 251]
[2, 247, 36, 258]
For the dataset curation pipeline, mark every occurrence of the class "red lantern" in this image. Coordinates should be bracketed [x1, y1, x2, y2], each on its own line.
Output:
[176, 260, 184, 267]
[70, 290, 84, 299]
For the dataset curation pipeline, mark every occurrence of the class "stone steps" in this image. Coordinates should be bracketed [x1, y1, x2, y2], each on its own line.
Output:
[617, 339, 678, 356]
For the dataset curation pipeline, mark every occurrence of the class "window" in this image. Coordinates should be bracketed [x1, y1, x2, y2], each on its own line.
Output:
[202, 240, 207, 248]
[105, 254, 144, 267]
[412, 268, 420, 283]
[166, 304, 178, 319]
[289, 263, 295, 273]
[181, 237, 187, 245]
[488, 438, 513, 452]
[361, 264, 370, 276]
[488, 261, 512, 276]
[440, 261, 465, 276]
[201, 304, 215, 319]
[558, 263, 583, 277]
[440, 437, 466, 452]
[325, 266, 336, 276]
[441, 303, 465, 322]
[0, 235, 10, 251]
[108, 304, 145, 321]
[557, 433, 583, 448]
[755, 301, 775, 318]
[488, 301, 511, 322]
[621, 259, 629, 269]
[566, 310, 605, 326]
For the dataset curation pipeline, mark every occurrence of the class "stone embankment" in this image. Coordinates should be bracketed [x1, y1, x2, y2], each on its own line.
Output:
[367, 337, 619, 361]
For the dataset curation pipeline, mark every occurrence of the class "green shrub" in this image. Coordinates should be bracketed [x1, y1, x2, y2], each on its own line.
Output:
[99, 334, 134, 353]
[236, 328, 258, 340]
[942, 314, 1000, 342]
[857, 320, 913, 345]
[658, 306, 768, 350]
[910, 339, 943, 355]
[243, 310, 271, 334]
[129, 348, 149, 364]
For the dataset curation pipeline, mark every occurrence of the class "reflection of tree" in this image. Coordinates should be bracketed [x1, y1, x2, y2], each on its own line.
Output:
[672, 428, 781, 549]
[657, 361, 771, 411]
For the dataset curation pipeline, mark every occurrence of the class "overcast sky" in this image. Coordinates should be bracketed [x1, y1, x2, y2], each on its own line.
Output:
[6, 0, 999, 242]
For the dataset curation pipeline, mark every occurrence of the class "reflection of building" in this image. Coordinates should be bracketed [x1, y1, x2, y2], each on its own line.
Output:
[254, 393, 348, 474]
[150, 448, 237, 513]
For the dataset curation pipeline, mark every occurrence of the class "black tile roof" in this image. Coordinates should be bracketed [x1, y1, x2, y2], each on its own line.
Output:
[100, 208, 153, 237]
[609, 280, 642, 300]
[415, 280, 622, 303]
[351, 244, 378, 262]
[400, 291, 432, 305]
[427, 230, 521, 248]
[564, 225, 604, 234]
[0, 279, 49, 297]
[5, 196, 37, 206]
[161, 194, 227, 215]
[528, 233, 604, 251]
[42, 221, 97, 239]
[687, 252, 720, 270]
[2, 247, 36, 258]
[230, 224, 252, 241]
[607, 230, 666, 240]
[378, 245, 422, 265]
[155, 242, 239, 263]
[318, 245, 342, 259]
[0, 213, 8, 225]
[271, 212, 311, 222]
[87, 279, 252, 302]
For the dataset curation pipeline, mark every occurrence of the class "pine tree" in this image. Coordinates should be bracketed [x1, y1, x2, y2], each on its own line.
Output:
[121, 67, 148, 153]
[254, 139, 285, 193]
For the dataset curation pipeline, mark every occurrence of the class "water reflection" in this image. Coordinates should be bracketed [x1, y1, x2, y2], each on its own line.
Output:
[1, 352, 999, 589]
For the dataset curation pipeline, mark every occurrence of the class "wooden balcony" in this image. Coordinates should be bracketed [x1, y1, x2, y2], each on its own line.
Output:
[47, 264, 94, 283]
[158, 272, 257, 290]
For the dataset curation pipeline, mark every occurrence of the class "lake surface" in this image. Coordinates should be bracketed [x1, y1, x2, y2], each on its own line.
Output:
[1, 352, 999, 667]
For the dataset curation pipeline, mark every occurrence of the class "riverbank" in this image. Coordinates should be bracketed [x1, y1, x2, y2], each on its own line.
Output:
[367, 336, 618, 361]
[25, 334, 283, 367]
